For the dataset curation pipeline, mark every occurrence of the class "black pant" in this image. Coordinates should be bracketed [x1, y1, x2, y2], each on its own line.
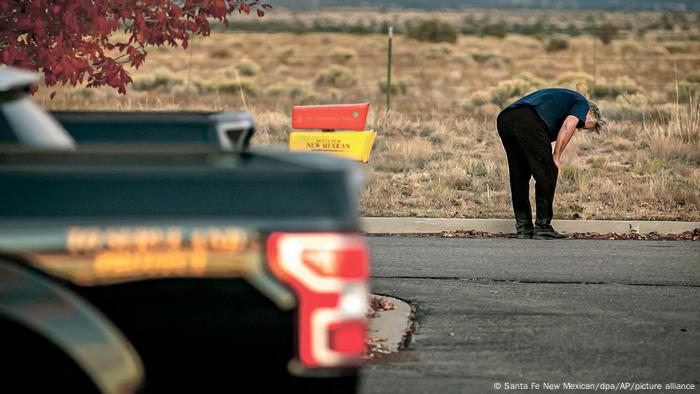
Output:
[496, 106, 558, 231]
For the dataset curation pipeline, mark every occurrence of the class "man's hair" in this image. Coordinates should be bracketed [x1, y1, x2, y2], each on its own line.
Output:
[587, 100, 607, 133]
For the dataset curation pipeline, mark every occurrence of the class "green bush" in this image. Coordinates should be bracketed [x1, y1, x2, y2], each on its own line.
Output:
[467, 90, 491, 108]
[666, 81, 700, 102]
[170, 84, 201, 96]
[560, 164, 579, 183]
[555, 72, 594, 95]
[664, 43, 690, 54]
[480, 22, 507, 39]
[600, 93, 649, 122]
[132, 68, 182, 91]
[471, 53, 504, 66]
[209, 48, 231, 59]
[264, 79, 311, 99]
[489, 79, 537, 107]
[591, 77, 642, 99]
[314, 65, 357, 88]
[545, 36, 570, 52]
[420, 44, 453, 59]
[512, 72, 546, 87]
[595, 22, 618, 46]
[291, 20, 307, 35]
[200, 79, 257, 96]
[685, 71, 700, 84]
[378, 76, 417, 95]
[407, 19, 458, 44]
[329, 48, 357, 64]
[235, 59, 260, 77]
[263, 84, 286, 97]
[347, 22, 371, 35]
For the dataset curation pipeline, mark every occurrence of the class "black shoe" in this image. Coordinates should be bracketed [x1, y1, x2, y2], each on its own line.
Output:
[510, 230, 533, 239]
[533, 225, 570, 239]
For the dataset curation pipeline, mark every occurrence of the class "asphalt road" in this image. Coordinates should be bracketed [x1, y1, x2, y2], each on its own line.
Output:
[359, 238, 700, 394]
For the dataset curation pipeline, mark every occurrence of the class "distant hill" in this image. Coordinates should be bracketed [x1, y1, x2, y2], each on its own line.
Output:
[271, 0, 699, 11]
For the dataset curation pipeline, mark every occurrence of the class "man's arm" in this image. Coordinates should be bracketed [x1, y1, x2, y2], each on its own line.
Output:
[552, 115, 580, 175]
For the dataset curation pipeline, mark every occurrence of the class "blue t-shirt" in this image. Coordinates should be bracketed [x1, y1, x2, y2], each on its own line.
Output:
[505, 88, 589, 141]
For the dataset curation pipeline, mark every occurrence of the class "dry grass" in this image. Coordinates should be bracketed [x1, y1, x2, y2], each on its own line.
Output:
[37, 10, 700, 221]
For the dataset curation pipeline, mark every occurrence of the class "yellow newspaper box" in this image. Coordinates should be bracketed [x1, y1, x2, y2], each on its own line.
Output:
[288, 103, 376, 163]
[289, 130, 377, 163]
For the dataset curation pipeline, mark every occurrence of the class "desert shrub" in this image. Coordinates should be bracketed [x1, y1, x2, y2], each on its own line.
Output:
[512, 72, 546, 87]
[467, 90, 491, 107]
[666, 81, 700, 102]
[263, 84, 287, 97]
[560, 164, 579, 183]
[329, 48, 357, 63]
[557, 72, 594, 85]
[132, 68, 182, 91]
[545, 36, 570, 52]
[619, 41, 640, 56]
[505, 35, 542, 50]
[592, 76, 642, 98]
[488, 79, 537, 107]
[70, 88, 95, 99]
[420, 44, 453, 59]
[200, 79, 257, 96]
[209, 48, 231, 59]
[286, 79, 311, 98]
[170, 84, 201, 96]
[378, 76, 417, 95]
[600, 93, 649, 122]
[480, 22, 507, 39]
[407, 19, 458, 44]
[314, 65, 357, 88]
[595, 22, 618, 45]
[463, 78, 540, 109]
[292, 20, 307, 35]
[471, 53, 505, 67]
[640, 44, 669, 57]
[264, 79, 311, 99]
[235, 59, 260, 77]
[664, 43, 690, 54]
[685, 71, 700, 84]
[475, 103, 501, 120]
[347, 22, 371, 35]
[278, 46, 295, 58]
[555, 72, 593, 95]
[616, 93, 649, 107]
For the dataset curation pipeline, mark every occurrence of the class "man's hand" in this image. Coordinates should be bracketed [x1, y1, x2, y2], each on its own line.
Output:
[553, 115, 579, 178]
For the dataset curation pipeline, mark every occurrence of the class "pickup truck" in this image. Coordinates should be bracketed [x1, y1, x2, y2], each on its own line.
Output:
[0, 67, 369, 393]
[52, 110, 256, 151]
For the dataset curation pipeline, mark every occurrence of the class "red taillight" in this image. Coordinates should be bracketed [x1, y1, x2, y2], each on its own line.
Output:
[328, 321, 367, 355]
[301, 248, 369, 279]
[267, 233, 370, 369]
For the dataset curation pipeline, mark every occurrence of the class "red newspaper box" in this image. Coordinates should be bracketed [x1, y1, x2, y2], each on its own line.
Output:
[292, 103, 369, 131]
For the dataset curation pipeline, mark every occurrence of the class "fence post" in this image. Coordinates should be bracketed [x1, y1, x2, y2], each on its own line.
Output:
[592, 36, 597, 99]
[386, 25, 393, 112]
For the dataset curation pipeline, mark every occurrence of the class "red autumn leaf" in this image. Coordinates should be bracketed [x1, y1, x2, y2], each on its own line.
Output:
[0, 0, 270, 96]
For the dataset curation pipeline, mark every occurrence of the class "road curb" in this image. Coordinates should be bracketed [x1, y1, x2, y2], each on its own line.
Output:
[361, 218, 700, 235]
[368, 294, 413, 353]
